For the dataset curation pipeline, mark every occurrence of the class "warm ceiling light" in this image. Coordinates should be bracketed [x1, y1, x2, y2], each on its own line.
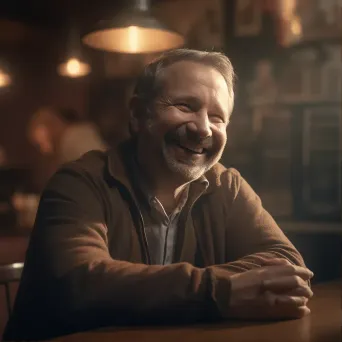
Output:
[0, 69, 11, 87]
[82, 0, 184, 54]
[57, 57, 91, 78]
[290, 16, 302, 37]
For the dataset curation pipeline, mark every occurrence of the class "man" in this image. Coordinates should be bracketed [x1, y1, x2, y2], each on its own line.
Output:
[28, 106, 107, 165]
[3, 49, 313, 341]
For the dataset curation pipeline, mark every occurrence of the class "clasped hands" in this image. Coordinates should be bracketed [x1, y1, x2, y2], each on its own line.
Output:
[228, 258, 314, 320]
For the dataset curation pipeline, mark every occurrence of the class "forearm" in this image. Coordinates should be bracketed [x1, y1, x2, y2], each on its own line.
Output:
[53, 259, 214, 324]
[220, 247, 306, 273]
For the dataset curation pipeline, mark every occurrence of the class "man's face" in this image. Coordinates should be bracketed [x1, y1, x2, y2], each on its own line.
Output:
[135, 61, 231, 183]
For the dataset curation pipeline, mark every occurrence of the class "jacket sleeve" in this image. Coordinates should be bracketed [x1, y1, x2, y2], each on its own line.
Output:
[219, 170, 306, 273]
[11, 164, 222, 339]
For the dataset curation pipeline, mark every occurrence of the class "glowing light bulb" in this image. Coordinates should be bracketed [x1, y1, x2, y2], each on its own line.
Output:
[57, 57, 91, 78]
[128, 26, 139, 53]
[0, 70, 11, 87]
[66, 58, 81, 76]
[291, 17, 302, 36]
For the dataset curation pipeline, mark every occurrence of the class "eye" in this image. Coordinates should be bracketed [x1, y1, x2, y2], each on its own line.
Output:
[175, 103, 194, 112]
[209, 115, 225, 124]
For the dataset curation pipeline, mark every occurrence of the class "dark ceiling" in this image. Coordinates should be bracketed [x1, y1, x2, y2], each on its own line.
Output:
[0, 0, 165, 30]
[0, 0, 119, 29]
[0, 0, 169, 49]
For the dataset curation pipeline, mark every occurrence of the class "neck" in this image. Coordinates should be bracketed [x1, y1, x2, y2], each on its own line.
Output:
[136, 152, 189, 213]
[154, 183, 188, 214]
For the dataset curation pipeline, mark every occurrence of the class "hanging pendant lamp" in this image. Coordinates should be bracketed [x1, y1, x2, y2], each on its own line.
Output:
[82, 0, 184, 54]
[57, 26, 92, 78]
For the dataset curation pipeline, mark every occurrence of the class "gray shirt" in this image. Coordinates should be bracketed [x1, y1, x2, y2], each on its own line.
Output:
[131, 157, 210, 265]
[140, 188, 189, 265]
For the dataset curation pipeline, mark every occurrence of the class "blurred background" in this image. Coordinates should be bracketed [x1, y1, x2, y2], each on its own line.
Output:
[0, 0, 341, 335]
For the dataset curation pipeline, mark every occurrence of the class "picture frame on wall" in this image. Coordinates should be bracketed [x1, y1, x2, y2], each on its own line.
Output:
[187, 0, 225, 50]
[280, 48, 324, 103]
[234, 0, 263, 37]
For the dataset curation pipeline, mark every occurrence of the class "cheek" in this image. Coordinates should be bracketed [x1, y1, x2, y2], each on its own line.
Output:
[154, 106, 189, 129]
[213, 126, 227, 149]
[144, 109, 182, 136]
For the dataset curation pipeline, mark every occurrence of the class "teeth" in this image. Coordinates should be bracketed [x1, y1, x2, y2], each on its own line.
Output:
[182, 145, 203, 154]
[173, 141, 204, 154]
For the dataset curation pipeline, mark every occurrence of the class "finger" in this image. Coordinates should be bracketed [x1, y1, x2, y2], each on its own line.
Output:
[262, 275, 309, 292]
[287, 285, 314, 299]
[262, 258, 292, 266]
[259, 293, 311, 320]
[295, 306, 311, 318]
[274, 295, 308, 307]
[263, 264, 314, 281]
[264, 291, 308, 308]
[274, 305, 311, 320]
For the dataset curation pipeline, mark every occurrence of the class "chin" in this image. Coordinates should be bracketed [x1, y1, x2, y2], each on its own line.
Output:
[171, 163, 205, 181]
[164, 155, 215, 182]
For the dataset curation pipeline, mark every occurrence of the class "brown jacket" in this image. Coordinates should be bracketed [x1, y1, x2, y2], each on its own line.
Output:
[3, 141, 305, 341]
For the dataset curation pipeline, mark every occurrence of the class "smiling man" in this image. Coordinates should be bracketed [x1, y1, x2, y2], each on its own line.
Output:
[4, 49, 313, 341]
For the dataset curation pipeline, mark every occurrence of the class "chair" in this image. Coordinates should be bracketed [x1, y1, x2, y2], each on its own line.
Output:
[0, 262, 24, 315]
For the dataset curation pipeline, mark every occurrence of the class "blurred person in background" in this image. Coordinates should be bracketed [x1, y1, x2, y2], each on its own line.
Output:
[28, 106, 107, 165]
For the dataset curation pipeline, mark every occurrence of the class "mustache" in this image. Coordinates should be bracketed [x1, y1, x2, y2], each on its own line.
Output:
[165, 126, 213, 149]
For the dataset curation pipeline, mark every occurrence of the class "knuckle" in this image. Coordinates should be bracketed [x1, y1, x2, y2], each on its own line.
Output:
[298, 296, 307, 306]
[287, 264, 297, 274]
[302, 286, 313, 297]
[293, 275, 302, 286]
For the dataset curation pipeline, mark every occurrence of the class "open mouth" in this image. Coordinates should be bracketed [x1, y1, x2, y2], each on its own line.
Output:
[175, 142, 205, 155]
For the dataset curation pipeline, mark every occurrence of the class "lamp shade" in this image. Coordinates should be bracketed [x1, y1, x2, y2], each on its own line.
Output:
[82, 5, 184, 53]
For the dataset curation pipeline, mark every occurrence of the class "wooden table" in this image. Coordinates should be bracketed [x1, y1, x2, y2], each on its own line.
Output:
[54, 281, 341, 342]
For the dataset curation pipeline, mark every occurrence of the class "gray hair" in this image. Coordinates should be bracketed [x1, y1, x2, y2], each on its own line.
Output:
[132, 48, 236, 113]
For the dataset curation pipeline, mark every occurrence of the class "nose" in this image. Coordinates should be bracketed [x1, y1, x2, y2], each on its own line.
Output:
[186, 111, 212, 140]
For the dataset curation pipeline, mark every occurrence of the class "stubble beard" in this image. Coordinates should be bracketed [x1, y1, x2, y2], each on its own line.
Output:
[161, 140, 223, 182]
[146, 117, 224, 182]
